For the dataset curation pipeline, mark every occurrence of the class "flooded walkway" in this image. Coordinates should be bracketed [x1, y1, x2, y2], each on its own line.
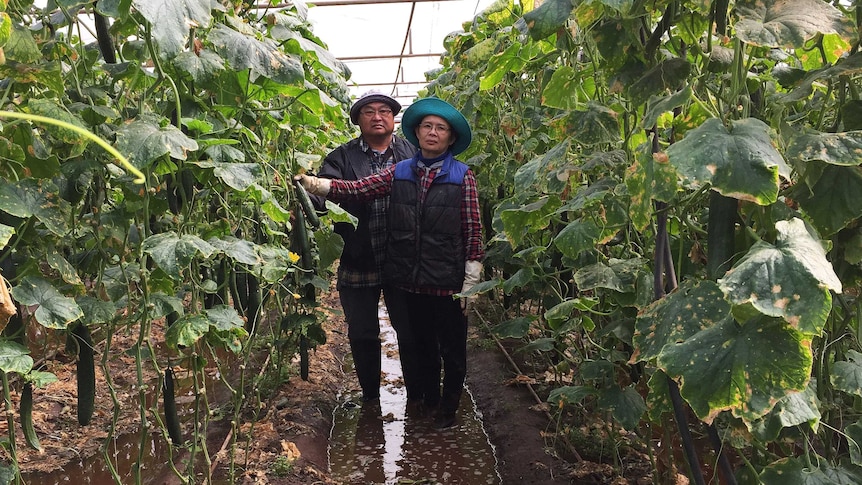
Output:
[328, 303, 500, 484]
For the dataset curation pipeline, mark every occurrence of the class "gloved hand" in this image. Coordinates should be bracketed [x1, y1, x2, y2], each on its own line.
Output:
[294, 174, 331, 197]
[460, 260, 483, 314]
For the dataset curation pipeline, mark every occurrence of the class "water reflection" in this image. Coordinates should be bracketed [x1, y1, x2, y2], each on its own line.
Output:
[329, 302, 500, 485]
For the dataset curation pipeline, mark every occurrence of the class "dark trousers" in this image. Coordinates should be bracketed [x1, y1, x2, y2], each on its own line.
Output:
[405, 292, 467, 416]
[339, 285, 418, 399]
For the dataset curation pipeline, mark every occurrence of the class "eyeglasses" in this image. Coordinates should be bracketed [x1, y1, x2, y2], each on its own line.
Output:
[360, 108, 393, 117]
[418, 122, 450, 133]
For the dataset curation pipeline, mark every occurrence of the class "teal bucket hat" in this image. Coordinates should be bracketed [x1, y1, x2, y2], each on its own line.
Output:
[401, 97, 472, 156]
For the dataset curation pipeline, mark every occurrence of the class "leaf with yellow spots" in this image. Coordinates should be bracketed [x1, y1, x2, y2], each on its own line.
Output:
[631, 279, 728, 364]
[786, 129, 862, 167]
[666, 117, 790, 205]
[658, 314, 811, 425]
[719, 218, 841, 335]
[750, 382, 820, 442]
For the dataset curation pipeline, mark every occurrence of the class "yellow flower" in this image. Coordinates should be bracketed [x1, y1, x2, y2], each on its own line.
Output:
[288, 251, 301, 263]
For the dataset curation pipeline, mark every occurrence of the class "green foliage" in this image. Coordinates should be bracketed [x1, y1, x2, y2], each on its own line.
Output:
[0, 0, 352, 480]
[426, 0, 862, 481]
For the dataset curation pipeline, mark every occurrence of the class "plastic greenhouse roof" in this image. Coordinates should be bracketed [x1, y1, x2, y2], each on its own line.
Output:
[304, 0, 494, 114]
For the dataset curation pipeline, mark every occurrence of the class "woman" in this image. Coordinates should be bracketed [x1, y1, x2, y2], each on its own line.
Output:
[298, 97, 484, 429]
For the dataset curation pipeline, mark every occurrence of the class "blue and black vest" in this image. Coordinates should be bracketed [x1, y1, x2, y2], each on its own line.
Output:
[384, 153, 467, 291]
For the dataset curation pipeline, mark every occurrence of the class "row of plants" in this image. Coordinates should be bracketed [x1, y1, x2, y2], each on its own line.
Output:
[0, 0, 356, 483]
[434, 0, 862, 482]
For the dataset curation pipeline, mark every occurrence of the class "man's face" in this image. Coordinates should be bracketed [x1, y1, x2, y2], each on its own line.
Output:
[356, 101, 396, 137]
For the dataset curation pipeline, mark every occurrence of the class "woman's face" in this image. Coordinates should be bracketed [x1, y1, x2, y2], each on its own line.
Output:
[414, 115, 455, 158]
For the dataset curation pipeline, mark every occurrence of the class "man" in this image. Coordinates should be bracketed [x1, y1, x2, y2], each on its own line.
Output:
[316, 90, 418, 403]
[299, 97, 484, 429]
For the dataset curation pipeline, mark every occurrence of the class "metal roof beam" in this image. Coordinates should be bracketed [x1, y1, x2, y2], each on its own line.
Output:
[255, 0, 458, 7]
[340, 53, 443, 60]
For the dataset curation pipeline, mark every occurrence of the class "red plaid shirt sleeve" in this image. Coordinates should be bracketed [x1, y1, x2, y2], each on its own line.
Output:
[462, 169, 484, 262]
[328, 166, 396, 200]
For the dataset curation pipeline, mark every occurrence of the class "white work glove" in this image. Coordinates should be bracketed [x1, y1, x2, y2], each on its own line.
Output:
[294, 174, 331, 197]
[460, 260, 483, 314]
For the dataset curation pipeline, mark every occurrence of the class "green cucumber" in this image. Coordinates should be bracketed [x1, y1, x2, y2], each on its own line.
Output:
[163, 368, 183, 446]
[299, 335, 310, 381]
[20, 382, 41, 450]
[293, 178, 321, 229]
[73, 323, 96, 426]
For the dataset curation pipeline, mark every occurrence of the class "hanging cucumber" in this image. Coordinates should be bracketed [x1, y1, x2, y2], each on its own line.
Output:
[73, 323, 96, 426]
[163, 367, 183, 446]
[299, 334, 310, 381]
[20, 382, 41, 451]
[293, 178, 321, 229]
[291, 207, 314, 271]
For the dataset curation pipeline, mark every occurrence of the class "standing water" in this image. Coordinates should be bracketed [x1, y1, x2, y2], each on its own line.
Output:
[328, 302, 501, 484]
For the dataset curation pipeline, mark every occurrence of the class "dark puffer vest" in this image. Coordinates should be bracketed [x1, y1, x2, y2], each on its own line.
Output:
[384, 153, 467, 291]
[317, 136, 415, 275]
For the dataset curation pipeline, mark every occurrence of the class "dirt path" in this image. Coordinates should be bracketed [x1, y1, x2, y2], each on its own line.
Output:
[254, 290, 601, 485]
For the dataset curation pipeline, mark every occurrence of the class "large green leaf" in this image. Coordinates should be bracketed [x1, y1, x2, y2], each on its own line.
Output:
[542, 66, 582, 110]
[246, 184, 292, 224]
[46, 248, 82, 287]
[831, 350, 862, 398]
[515, 0, 576, 41]
[165, 314, 210, 349]
[142, 232, 217, 280]
[10, 276, 83, 329]
[548, 385, 597, 408]
[627, 58, 691, 106]
[76, 296, 117, 326]
[480, 43, 527, 91]
[658, 315, 811, 424]
[0, 179, 70, 236]
[666, 117, 790, 205]
[786, 130, 862, 167]
[597, 385, 646, 430]
[718, 218, 840, 335]
[499, 197, 561, 247]
[552, 102, 621, 146]
[190, 160, 260, 191]
[208, 24, 304, 85]
[792, 165, 862, 236]
[501, 267, 534, 294]
[734, 0, 856, 48]
[514, 139, 570, 192]
[115, 118, 199, 170]
[27, 99, 90, 152]
[147, 292, 185, 320]
[172, 49, 225, 83]
[632, 280, 728, 363]
[641, 87, 692, 129]
[625, 148, 679, 231]
[134, 0, 213, 57]
[208, 236, 261, 266]
[751, 383, 820, 441]
[492, 316, 535, 339]
[574, 258, 645, 293]
[553, 219, 600, 259]
[204, 305, 245, 332]
[759, 457, 862, 485]
[0, 224, 13, 249]
[0, 341, 33, 375]
[544, 297, 598, 331]
[847, 421, 862, 466]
